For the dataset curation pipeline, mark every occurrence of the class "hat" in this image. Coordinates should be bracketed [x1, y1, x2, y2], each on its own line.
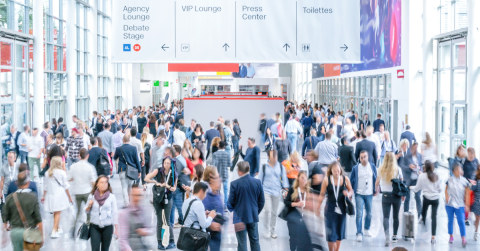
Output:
[71, 128, 79, 134]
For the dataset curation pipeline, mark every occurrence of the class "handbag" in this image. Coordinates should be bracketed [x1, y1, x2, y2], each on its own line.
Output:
[120, 146, 139, 180]
[391, 178, 409, 197]
[177, 199, 211, 251]
[12, 193, 43, 251]
[78, 222, 91, 240]
[278, 206, 289, 221]
[343, 177, 355, 216]
[161, 210, 170, 247]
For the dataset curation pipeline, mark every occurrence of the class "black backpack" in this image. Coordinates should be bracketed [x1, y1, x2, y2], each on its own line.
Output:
[391, 178, 409, 197]
[60, 124, 69, 138]
[96, 151, 111, 176]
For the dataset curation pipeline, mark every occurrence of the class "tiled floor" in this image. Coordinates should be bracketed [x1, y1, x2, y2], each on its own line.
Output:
[2, 140, 480, 251]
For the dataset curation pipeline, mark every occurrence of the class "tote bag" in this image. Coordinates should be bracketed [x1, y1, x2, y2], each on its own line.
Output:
[161, 210, 170, 247]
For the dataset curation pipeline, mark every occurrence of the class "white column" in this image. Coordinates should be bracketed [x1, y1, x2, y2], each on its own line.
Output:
[422, 0, 434, 135]
[32, 0, 44, 128]
[66, 0, 76, 129]
[467, 0, 480, 151]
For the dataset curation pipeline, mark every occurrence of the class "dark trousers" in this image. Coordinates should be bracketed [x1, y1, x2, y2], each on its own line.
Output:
[90, 224, 114, 251]
[382, 193, 402, 236]
[153, 200, 174, 245]
[170, 191, 185, 226]
[141, 162, 150, 185]
[232, 139, 239, 155]
[303, 127, 311, 139]
[209, 231, 222, 251]
[404, 179, 422, 217]
[236, 222, 260, 251]
[286, 210, 313, 251]
[421, 197, 439, 235]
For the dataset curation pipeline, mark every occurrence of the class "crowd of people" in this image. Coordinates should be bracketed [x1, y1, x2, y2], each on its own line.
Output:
[0, 98, 479, 251]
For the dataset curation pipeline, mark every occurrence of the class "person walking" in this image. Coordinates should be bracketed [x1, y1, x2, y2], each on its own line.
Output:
[354, 130, 377, 165]
[170, 145, 189, 227]
[409, 161, 442, 244]
[301, 111, 314, 139]
[141, 132, 152, 187]
[136, 112, 147, 134]
[144, 156, 178, 250]
[173, 123, 186, 148]
[1, 171, 43, 251]
[284, 171, 314, 251]
[350, 150, 377, 242]
[301, 128, 320, 157]
[201, 166, 225, 251]
[0, 151, 20, 199]
[471, 164, 480, 241]
[68, 148, 97, 238]
[88, 137, 111, 176]
[65, 128, 84, 171]
[204, 121, 220, 159]
[285, 114, 303, 151]
[282, 151, 303, 186]
[113, 134, 142, 207]
[232, 119, 242, 155]
[375, 152, 403, 246]
[445, 162, 470, 247]
[380, 131, 397, 165]
[400, 125, 417, 151]
[258, 149, 289, 239]
[213, 141, 232, 209]
[41, 156, 73, 238]
[148, 114, 158, 137]
[338, 136, 357, 177]
[275, 130, 292, 164]
[86, 175, 119, 251]
[98, 123, 114, 160]
[264, 127, 276, 152]
[464, 147, 478, 222]
[227, 161, 265, 251]
[223, 120, 233, 157]
[239, 138, 261, 177]
[17, 125, 30, 163]
[315, 132, 339, 168]
[27, 128, 44, 180]
[182, 163, 204, 197]
[316, 161, 354, 251]
[400, 142, 423, 218]
[421, 132, 437, 168]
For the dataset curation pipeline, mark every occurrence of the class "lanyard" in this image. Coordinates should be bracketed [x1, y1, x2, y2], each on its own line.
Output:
[298, 188, 305, 209]
[164, 170, 172, 193]
[8, 165, 15, 181]
[330, 175, 341, 208]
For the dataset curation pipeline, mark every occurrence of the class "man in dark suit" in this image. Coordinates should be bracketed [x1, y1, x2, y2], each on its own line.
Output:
[228, 161, 264, 251]
[354, 130, 378, 165]
[338, 137, 357, 175]
[88, 137, 103, 175]
[400, 142, 423, 218]
[372, 114, 385, 133]
[239, 138, 261, 176]
[204, 121, 220, 159]
[113, 134, 141, 207]
[362, 114, 371, 131]
[302, 128, 320, 157]
[239, 63, 247, 78]
[400, 125, 417, 150]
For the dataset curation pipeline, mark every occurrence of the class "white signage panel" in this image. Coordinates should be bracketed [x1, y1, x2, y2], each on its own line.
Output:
[112, 0, 360, 63]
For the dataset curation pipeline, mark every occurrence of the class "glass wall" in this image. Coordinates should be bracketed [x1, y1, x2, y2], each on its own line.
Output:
[318, 74, 392, 130]
[440, 0, 468, 33]
[76, 0, 89, 122]
[97, 0, 109, 113]
[114, 63, 122, 110]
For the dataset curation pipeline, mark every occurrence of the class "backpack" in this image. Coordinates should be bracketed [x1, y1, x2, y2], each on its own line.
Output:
[62, 124, 69, 138]
[96, 151, 111, 176]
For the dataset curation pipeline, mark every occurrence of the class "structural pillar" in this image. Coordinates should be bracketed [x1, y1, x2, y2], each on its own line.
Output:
[422, 0, 434, 135]
[467, 0, 480, 151]
[66, 0, 76, 129]
[32, 0, 44, 129]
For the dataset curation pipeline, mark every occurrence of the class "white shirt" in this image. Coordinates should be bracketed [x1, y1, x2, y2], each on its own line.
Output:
[173, 129, 186, 147]
[81, 134, 91, 151]
[421, 143, 437, 163]
[28, 135, 44, 158]
[367, 134, 381, 158]
[410, 173, 442, 200]
[357, 162, 373, 195]
[129, 137, 144, 162]
[285, 119, 302, 134]
[67, 160, 97, 194]
[172, 106, 178, 115]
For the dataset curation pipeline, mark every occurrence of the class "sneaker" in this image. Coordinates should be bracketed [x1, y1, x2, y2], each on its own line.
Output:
[174, 223, 183, 228]
[166, 242, 176, 249]
[157, 244, 166, 250]
[263, 233, 271, 239]
[475, 232, 479, 241]
[364, 229, 371, 237]
[51, 231, 60, 239]
[271, 232, 277, 239]
[57, 228, 63, 235]
[385, 238, 390, 246]
[462, 238, 467, 247]
[392, 236, 398, 243]
[449, 236, 454, 243]
[356, 234, 363, 242]
[431, 238, 436, 245]
[466, 220, 470, 226]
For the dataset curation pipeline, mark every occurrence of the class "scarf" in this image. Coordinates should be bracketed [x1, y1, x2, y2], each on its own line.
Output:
[94, 189, 111, 206]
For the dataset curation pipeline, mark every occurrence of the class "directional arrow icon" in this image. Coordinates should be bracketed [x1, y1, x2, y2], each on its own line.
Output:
[161, 44, 169, 51]
[340, 44, 348, 52]
[283, 43, 290, 52]
[222, 43, 230, 51]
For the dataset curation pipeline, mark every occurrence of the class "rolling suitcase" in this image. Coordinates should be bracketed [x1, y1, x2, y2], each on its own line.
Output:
[402, 212, 416, 241]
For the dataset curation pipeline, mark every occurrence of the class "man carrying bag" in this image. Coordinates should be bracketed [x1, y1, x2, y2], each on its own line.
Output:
[178, 182, 218, 251]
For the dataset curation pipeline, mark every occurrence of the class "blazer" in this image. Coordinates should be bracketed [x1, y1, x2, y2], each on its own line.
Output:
[302, 136, 320, 156]
[354, 139, 378, 165]
[240, 146, 261, 175]
[338, 145, 357, 172]
[372, 119, 385, 132]
[227, 174, 265, 224]
[88, 146, 109, 175]
[7, 131, 21, 154]
[350, 163, 377, 195]
[204, 128, 220, 150]
[362, 120, 371, 131]
[239, 65, 247, 78]
[113, 144, 141, 174]
[232, 124, 241, 141]
[400, 131, 417, 149]
[400, 152, 423, 186]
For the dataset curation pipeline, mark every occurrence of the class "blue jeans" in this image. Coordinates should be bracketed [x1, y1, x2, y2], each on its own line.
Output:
[19, 150, 27, 164]
[67, 157, 79, 171]
[355, 194, 373, 235]
[170, 190, 185, 226]
[232, 139, 239, 155]
[446, 205, 466, 236]
[236, 222, 260, 251]
[287, 132, 298, 152]
[222, 179, 229, 207]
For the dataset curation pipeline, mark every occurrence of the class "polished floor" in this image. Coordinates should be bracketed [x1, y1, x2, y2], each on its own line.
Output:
[1, 141, 480, 251]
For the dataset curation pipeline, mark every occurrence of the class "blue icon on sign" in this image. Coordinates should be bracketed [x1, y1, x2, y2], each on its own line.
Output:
[123, 44, 131, 51]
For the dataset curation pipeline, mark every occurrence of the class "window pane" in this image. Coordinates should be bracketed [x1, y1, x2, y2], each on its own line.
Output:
[0, 69, 12, 100]
[15, 3, 24, 32]
[52, 73, 60, 98]
[84, 52, 88, 73]
[0, 1, 7, 29]
[61, 73, 67, 96]
[439, 102, 450, 134]
[15, 102, 26, 131]
[439, 70, 450, 101]
[455, 0, 468, 30]
[15, 44, 24, 67]
[439, 43, 451, 69]
[438, 134, 450, 162]
[1, 41, 12, 66]
[453, 42, 466, 67]
[53, 17, 59, 44]
[453, 69, 465, 101]
[15, 70, 26, 101]
[52, 0, 60, 17]
[453, 104, 466, 135]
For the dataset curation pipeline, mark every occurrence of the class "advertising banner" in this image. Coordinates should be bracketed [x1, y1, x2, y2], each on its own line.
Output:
[231, 63, 278, 78]
[112, 0, 360, 63]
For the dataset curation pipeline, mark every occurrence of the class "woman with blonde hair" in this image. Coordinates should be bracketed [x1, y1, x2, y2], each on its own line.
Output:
[183, 139, 194, 158]
[142, 126, 154, 145]
[41, 156, 73, 238]
[396, 138, 410, 164]
[421, 132, 437, 168]
[375, 152, 404, 246]
[283, 151, 303, 186]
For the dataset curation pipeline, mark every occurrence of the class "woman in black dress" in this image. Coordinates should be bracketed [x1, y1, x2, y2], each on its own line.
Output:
[148, 114, 158, 137]
[317, 161, 354, 251]
[191, 124, 204, 144]
[137, 112, 147, 134]
[95, 116, 104, 135]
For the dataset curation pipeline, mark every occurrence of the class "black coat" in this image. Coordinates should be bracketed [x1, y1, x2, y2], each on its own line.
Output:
[338, 145, 357, 172]
[354, 139, 378, 165]
[88, 147, 109, 176]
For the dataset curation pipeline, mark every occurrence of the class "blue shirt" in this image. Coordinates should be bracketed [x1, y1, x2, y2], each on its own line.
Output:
[18, 132, 28, 152]
[182, 196, 213, 232]
[257, 162, 289, 197]
[246, 65, 255, 78]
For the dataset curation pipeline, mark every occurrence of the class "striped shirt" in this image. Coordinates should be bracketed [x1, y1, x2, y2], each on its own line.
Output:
[314, 140, 338, 165]
[65, 135, 84, 160]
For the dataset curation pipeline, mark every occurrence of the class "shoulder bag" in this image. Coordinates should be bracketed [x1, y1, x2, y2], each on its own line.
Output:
[120, 146, 139, 180]
[343, 176, 355, 216]
[12, 193, 43, 251]
[177, 199, 211, 251]
[78, 221, 91, 240]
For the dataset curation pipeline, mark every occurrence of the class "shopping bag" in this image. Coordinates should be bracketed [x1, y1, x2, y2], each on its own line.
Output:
[161, 210, 170, 247]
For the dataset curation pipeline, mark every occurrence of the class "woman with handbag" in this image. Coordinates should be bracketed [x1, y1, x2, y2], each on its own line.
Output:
[264, 127, 275, 151]
[375, 152, 404, 246]
[85, 175, 119, 251]
[284, 171, 313, 251]
[41, 156, 73, 238]
[144, 156, 178, 250]
[316, 161, 353, 251]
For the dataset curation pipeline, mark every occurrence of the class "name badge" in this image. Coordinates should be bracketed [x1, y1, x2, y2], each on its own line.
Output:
[334, 206, 342, 215]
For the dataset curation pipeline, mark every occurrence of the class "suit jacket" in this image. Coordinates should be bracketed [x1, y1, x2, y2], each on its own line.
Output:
[302, 136, 320, 156]
[239, 65, 247, 78]
[113, 144, 141, 174]
[400, 131, 417, 149]
[7, 131, 21, 154]
[110, 121, 120, 134]
[338, 145, 357, 172]
[88, 146, 108, 175]
[204, 128, 220, 150]
[362, 120, 371, 131]
[240, 146, 261, 175]
[400, 152, 423, 186]
[373, 119, 385, 132]
[227, 174, 265, 224]
[354, 139, 377, 165]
